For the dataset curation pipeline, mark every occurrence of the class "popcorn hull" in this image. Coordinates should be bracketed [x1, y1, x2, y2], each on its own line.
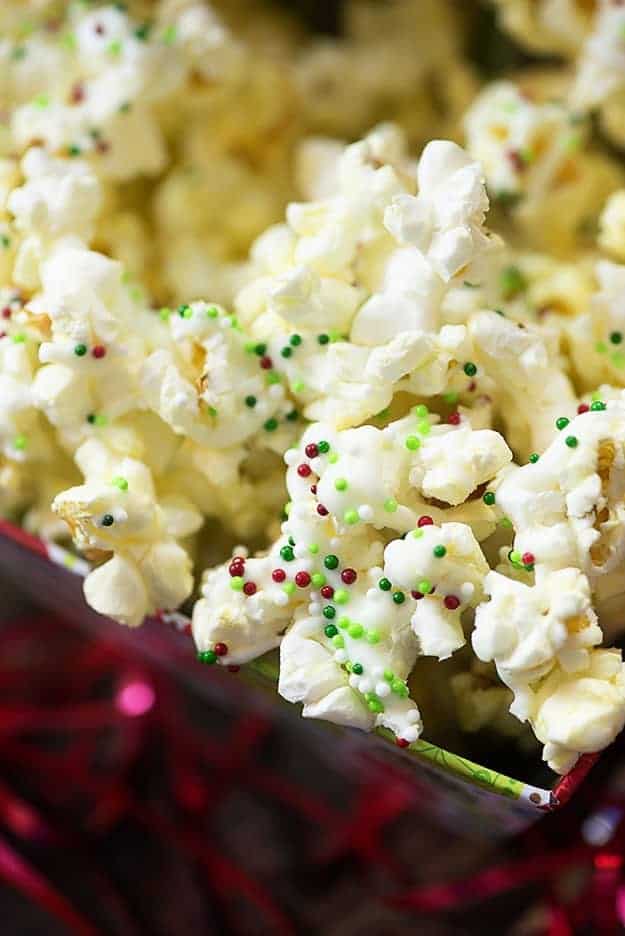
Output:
[0, 519, 599, 841]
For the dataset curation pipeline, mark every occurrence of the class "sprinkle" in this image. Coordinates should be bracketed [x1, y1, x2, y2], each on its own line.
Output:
[253, 343, 267, 356]
[272, 569, 286, 583]
[159, 307, 171, 321]
[443, 391, 459, 405]
[112, 476, 128, 491]
[295, 571, 311, 588]
[590, 400, 606, 411]
[383, 498, 398, 513]
[101, 514, 115, 527]
[596, 341, 608, 354]
[565, 435, 578, 448]
[260, 356, 273, 370]
[305, 443, 319, 459]
[74, 343, 87, 356]
[324, 624, 338, 638]
[309, 543, 319, 555]
[317, 334, 329, 345]
[341, 568, 357, 584]
[352, 663, 364, 675]
[610, 331, 623, 345]
[264, 418, 278, 432]
[396, 738, 410, 748]
[529, 453, 540, 463]
[418, 419, 431, 435]
[317, 440, 330, 454]
[323, 554, 339, 570]
[447, 412, 461, 426]
[433, 545, 447, 558]
[297, 464, 312, 478]
[444, 595, 460, 610]
[312, 572, 327, 588]
[290, 334, 302, 346]
[178, 304, 192, 318]
[499, 517, 513, 528]
[332, 634, 344, 648]
[577, 403, 589, 414]
[344, 509, 359, 525]
[418, 515, 434, 527]
[280, 346, 292, 358]
[463, 362, 477, 377]
[280, 545, 295, 562]
[283, 582, 296, 596]
[243, 582, 257, 596]
[366, 696, 384, 714]
[328, 452, 339, 464]
[522, 552, 535, 566]
[411, 590, 423, 599]
[245, 395, 257, 408]
[392, 591, 405, 605]
[320, 585, 334, 599]
[334, 478, 348, 491]
[13, 435, 27, 451]
[509, 550, 522, 565]
[11, 334, 25, 344]
[198, 650, 217, 665]
[292, 380, 306, 393]
[92, 345, 106, 359]
[412, 529, 424, 539]
[483, 492, 495, 506]
[414, 404, 429, 418]
[205, 306, 219, 318]
[162, 25, 177, 44]
[230, 576, 244, 591]
[334, 589, 350, 605]
[555, 416, 570, 430]
[418, 579, 432, 595]
[214, 643, 228, 657]
[500, 265, 527, 298]
[317, 504, 329, 516]
[348, 623, 364, 639]
[323, 606, 336, 620]
[378, 578, 392, 592]
[405, 435, 421, 451]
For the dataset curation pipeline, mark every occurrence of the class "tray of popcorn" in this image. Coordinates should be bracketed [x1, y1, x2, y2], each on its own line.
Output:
[2, 0, 625, 844]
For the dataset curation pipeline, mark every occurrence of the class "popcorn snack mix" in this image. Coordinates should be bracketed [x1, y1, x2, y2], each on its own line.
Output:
[4, 0, 625, 779]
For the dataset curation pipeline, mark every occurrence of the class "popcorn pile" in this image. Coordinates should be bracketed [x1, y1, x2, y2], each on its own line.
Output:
[3, 0, 625, 777]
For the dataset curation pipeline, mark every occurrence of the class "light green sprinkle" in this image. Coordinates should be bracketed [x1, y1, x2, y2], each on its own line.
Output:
[334, 478, 348, 491]
[405, 435, 421, 451]
[162, 25, 177, 44]
[266, 371, 281, 385]
[366, 630, 380, 644]
[311, 572, 326, 588]
[509, 550, 522, 564]
[292, 380, 306, 394]
[332, 634, 345, 648]
[334, 589, 350, 605]
[283, 582, 296, 596]
[348, 623, 364, 639]
[112, 476, 128, 491]
[33, 93, 49, 109]
[159, 307, 171, 321]
[611, 351, 625, 369]
[384, 498, 398, 513]
[12, 333, 25, 343]
[412, 529, 424, 539]
[413, 404, 428, 418]
[499, 517, 513, 529]
[61, 32, 77, 50]
[338, 616, 350, 630]
[418, 579, 432, 595]
[344, 509, 359, 525]
[443, 391, 459, 405]
[308, 543, 319, 555]
[595, 341, 608, 354]
[417, 420, 431, 436]
[13, 435, 27, 451]
[230, 576, 244, 591]
[206, 305, 219, 318]
[328, 452, 339, 464]
[283, 502, 291, 517]
[108, 39, 122, 55]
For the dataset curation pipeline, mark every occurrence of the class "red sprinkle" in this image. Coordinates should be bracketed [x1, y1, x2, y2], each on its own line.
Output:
[577, 403, 589, 414]
[305, 443, 319, 459]
[444, 595, 460, 610]
[448, 411, 461, 425]
[295, 571, 311, 588]
[243, 582, 257, 596]
[259, 356, 273, 369]
[395, 738, 410, 749]
[272, 569, 286, 583]
[417, 515, 434, 527]
[320, 585, 335, 599]
[468, 381, 476, 392]
[1, 307, 11, 319]
[341, 568, 357, 585]
[317, 504, 329, 516]
[70, 83, 85, 104]
[92, 345, 106, 359]
[297, 464, 312, 478]
[214, 642, 228, 656]
[227, 665, 240, 673]
[310, 484, 317, 495]
[522, 552, 535, 566]
[411, 590, 424, 600]
[228, 563, 244, 578]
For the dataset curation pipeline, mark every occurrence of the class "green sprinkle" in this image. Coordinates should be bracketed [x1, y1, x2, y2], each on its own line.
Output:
[74, 343, 87, 356]
[317, 334, 329, 345]
[500, 265, 527, 299]
[366, 630, 380, 644]
[178, 304, 192, 318]
[324, 624, 338, 638]
[280, 545, 294, 562]
[324, 554, 339, 570]
[67, 144, 81, 157]
[391, 679, 409, 697]
[11, 333, 25, 343]
[0, 235, 10, 249]
[392, 591, 405, 605]
[230, 576, 244, 591]
[283, 502, 291, 517]
[611, 351, 625, 369]
[591, 400, 606, 411]
[61, 32, 77, 50]
[13, 435, 27, 451]
[317, 440, 330, 454]
[610, 331, 623, 345]
[245, 395, 257, 408]
[334, 478, 348, 491]
[112, 476, 128, 491]
[351, 662, 364, 675]
[405, 435, 421, 451]
[286, 410, 299, 422]
[344, 509, 359, 525]
[378, 578, 392, 592]
[418, 579, 432, 595]
[134, 22, 152, 40]
[280, 346, 292, 358]
[334, 589, 350, 605]
[290, 334, 302, 346]
[529, 453, 540, 463]
[348, 623, 364, 639]
[555, 416, 570, 430]
[264, 418, 278, 432]
[94, 414, 108, 427]
[328, 330, 342, 343]
[483, 491, 496, 506]
[254, 343, 267, 356]
[311, 572, 326, 588]
[383, 498, 398, 513]
[282, 582, 296, 596]
[463, 362, 477, 377]
[433, 545, 447, 558]
[323, 606, 336, 620]
[565, 435, 578, 448]
[198, 650, 217, 665]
